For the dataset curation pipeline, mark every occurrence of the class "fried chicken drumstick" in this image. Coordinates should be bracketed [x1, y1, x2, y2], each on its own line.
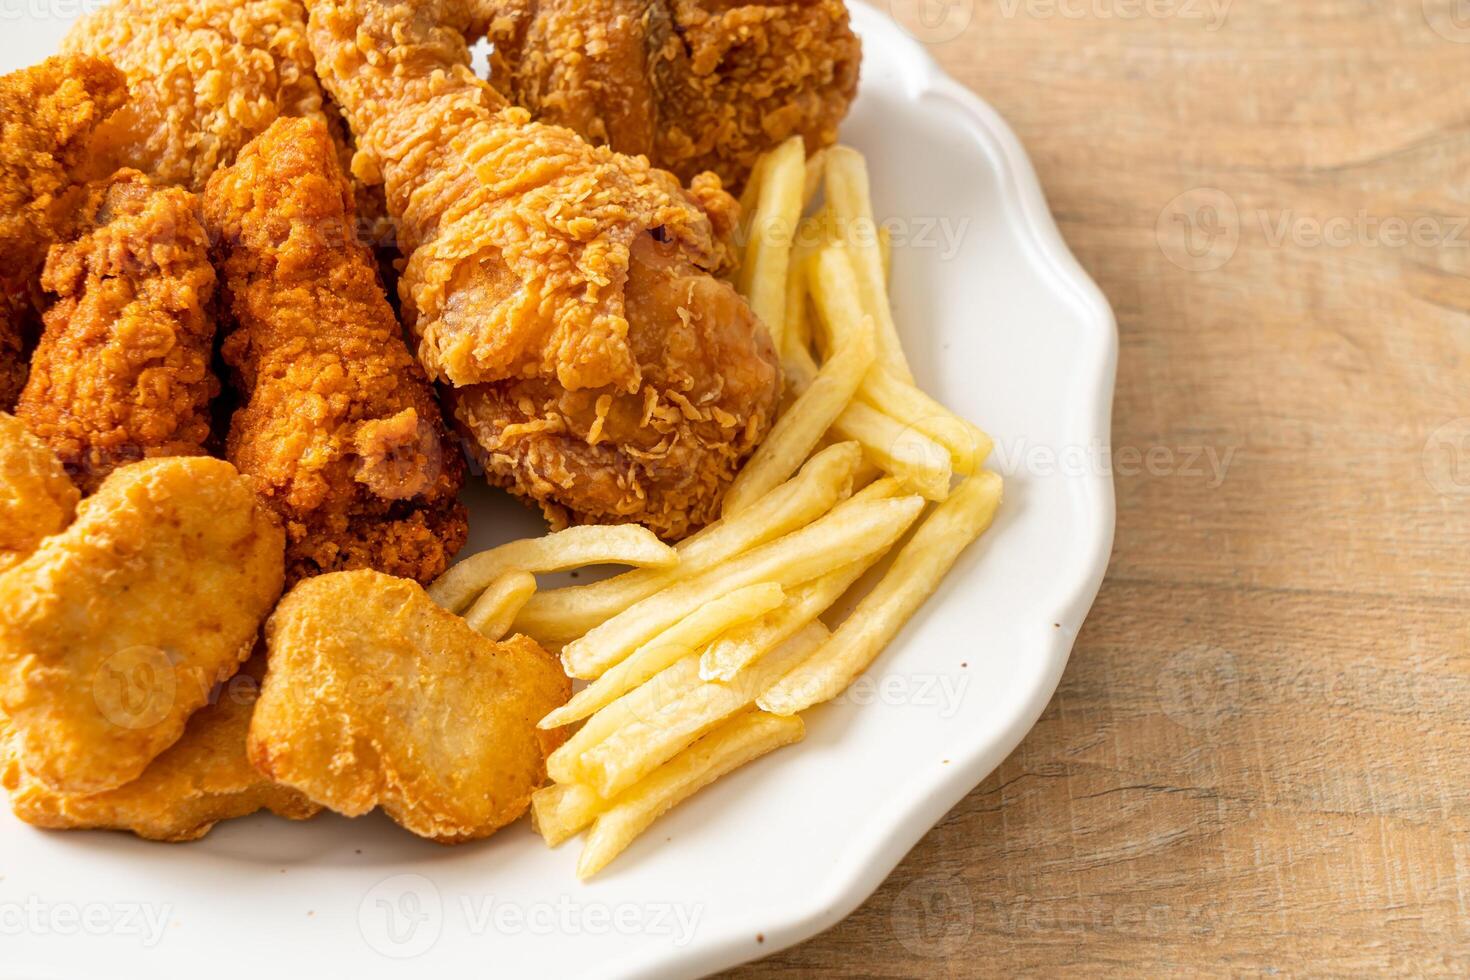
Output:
[306, 0, 781, 539]
[15, 170, 219, 492]
[0, 55, 128, 410]
[483, 0, 861, 190]
[63, 0, 395, 245]
[203, 117, 467, 585]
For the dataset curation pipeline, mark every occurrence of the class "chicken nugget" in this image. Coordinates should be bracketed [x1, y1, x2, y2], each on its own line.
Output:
[0, 413, 79, 574]
[0, 457, 285, 795]
[2, 655, 320, 841]
[249, 570, 570, 843]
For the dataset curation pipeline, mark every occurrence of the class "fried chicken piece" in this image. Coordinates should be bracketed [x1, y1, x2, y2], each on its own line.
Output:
[2, 655, 321, 841]
[14, 170, 219, 493]
[0, 413, 79, 574]
[484, 0, 861, 190]
[306, 0, 781, 538]
[248, 570, 570, 843]
[203, 118, 467, 585]
[62, 0, 395, 245]
[0, 55, 129, 410]
[0, 457, 285, 795]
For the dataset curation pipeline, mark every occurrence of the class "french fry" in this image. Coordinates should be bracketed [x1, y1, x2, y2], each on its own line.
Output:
[546, 655, 705, 785]
[576, 712, 805, 879]
[514, 442, 864, 644]
[699, 553, 888, 682]
[879, 224, 892, 282]
[463, 571, 536, 640]
[783, 339, 952, 500]
[561, 493, 925, 679]
[578, 623, 827, 799]
[737, 136, 806, 349]
[759, 471, 1004, 715]
[802, 148, 828, 209]
[722, 247, 877, 515]
[531, 782, 606, 847]
[830, 399, 952, 501]
[735, 152, 771, 257]
[539, 583, 786, 728]
[428, 525, 676, 614]
[859, 368, 992, 475]
[825, 146, 914, 382]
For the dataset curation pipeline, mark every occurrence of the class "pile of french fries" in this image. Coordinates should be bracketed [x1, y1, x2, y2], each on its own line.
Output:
[428, 139, 1003, 879]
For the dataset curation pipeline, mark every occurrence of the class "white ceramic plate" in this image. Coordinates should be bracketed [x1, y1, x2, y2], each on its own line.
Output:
[0, 4, 1115, 977]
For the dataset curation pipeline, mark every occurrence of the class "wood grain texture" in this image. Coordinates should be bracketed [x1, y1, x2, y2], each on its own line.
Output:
[727, 0, 1470, 973]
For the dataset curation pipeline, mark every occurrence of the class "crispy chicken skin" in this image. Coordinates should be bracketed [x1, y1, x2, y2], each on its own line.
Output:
[0, 457, 285, 795]
[14, 171, 219, 493]
[305, 0, 781, 538]
[2, 655, 321, 842]
[249, 570, 571, 843]
[484, 0, 861, 190]
[203, 117, 467, 586]
[0, 413, 79, 575]
[63, 0, 395, 244]
[0, 55, 129, 410]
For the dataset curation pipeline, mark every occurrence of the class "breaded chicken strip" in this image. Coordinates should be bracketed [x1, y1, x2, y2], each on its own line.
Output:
[0, 414, 79, 574]
[0, 55, 128, 409]
[0, 457, 284, 795]
[306, 0, 780, 538]
[485, 0, 861, 190]
[2, 655, 321, 842]
[203, 118, 466, 585]
[249, 570, 570, 843]
[63, 0, 395, 244]
[15, 171, 219, 493]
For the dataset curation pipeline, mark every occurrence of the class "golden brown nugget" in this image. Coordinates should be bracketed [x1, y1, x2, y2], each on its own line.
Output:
[2, 656, 320, 841]
[249, 570, 570, 843]
[0, 457, 285, 795]
[0, 413, 79, 574]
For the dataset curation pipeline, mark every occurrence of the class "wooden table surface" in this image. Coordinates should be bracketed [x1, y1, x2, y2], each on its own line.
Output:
[731, 0, 1470, 973]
